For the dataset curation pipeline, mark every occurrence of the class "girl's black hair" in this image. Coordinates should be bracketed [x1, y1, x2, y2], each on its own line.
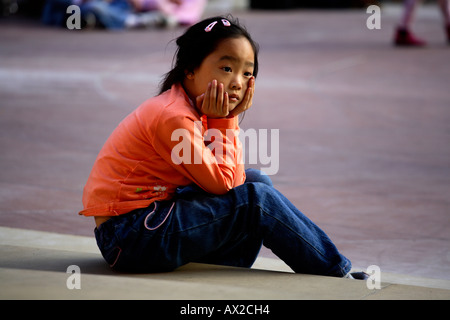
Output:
[159, 15, 259, 94]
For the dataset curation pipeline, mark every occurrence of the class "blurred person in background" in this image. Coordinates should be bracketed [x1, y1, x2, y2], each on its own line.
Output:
[150, 0, 207, 26]
[41, 0, 206, 30]
[41, 0, 87, 26]
[394, 0, 450, 46]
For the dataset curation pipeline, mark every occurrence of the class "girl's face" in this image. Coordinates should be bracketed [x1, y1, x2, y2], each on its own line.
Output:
[184, 36, 255, 112]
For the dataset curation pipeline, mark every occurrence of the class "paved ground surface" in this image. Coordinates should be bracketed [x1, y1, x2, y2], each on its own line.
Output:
[1, 226, 450, 300]
[1, 2, 449, 299]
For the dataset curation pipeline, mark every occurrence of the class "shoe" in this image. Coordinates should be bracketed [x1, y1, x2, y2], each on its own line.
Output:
[81, 12, 97, 30]
[394, 27, 427, 46]
[351, 271, 370, 280]
[161, 14, 179, 29]
[135, 12, 165, 28]
[136, 12, 178, 29]
[345, 271, 370, 280]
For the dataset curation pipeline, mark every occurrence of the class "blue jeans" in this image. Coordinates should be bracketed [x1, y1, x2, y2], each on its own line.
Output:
[42, 0, 82, 26]
[82, 0, 131, 29]
[41, 0, 129, 29]
[95, 169, 351, 276]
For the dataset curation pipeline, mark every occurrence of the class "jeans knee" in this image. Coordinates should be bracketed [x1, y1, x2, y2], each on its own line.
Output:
[84, 1, 107, 14]
[245, 168, 273, 187]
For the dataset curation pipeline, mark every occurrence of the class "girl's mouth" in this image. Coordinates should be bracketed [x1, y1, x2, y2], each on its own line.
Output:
[228, 93, 240, 102]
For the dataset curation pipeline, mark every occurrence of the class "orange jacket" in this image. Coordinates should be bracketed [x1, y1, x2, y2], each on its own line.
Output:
[80, 83, 245, 217]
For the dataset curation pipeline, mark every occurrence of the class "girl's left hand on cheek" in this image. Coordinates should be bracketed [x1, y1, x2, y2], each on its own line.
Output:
[229, 77, 255, 117]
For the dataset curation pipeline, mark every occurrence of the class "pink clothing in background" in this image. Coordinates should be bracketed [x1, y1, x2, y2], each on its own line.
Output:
[158, 0, 207, 25]
[141, 0, 207, 25]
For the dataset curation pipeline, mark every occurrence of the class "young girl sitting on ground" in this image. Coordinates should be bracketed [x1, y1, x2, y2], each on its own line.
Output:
[80, 15, 366, 279]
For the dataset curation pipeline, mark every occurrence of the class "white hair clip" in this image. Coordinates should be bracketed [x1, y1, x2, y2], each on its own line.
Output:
[204, 19, 231, 32]
[221, 19, 231, 26]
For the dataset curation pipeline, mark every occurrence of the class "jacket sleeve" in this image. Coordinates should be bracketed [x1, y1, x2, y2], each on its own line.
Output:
[152, 112, 245, 194]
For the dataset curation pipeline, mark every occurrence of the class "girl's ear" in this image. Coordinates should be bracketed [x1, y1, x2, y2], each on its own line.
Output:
[185, 70, 195, 80]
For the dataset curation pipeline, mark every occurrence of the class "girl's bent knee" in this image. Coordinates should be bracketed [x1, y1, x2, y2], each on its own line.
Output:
[245, 168, 273, 187]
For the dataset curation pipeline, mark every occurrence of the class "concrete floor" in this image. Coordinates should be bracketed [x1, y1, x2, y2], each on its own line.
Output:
[2, 226, 450, 300]
[0, 3, 449, 299]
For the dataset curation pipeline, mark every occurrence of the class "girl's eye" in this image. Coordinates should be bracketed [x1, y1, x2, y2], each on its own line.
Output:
[222, 67, 232, 72]
[244, 71, 253, 77]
